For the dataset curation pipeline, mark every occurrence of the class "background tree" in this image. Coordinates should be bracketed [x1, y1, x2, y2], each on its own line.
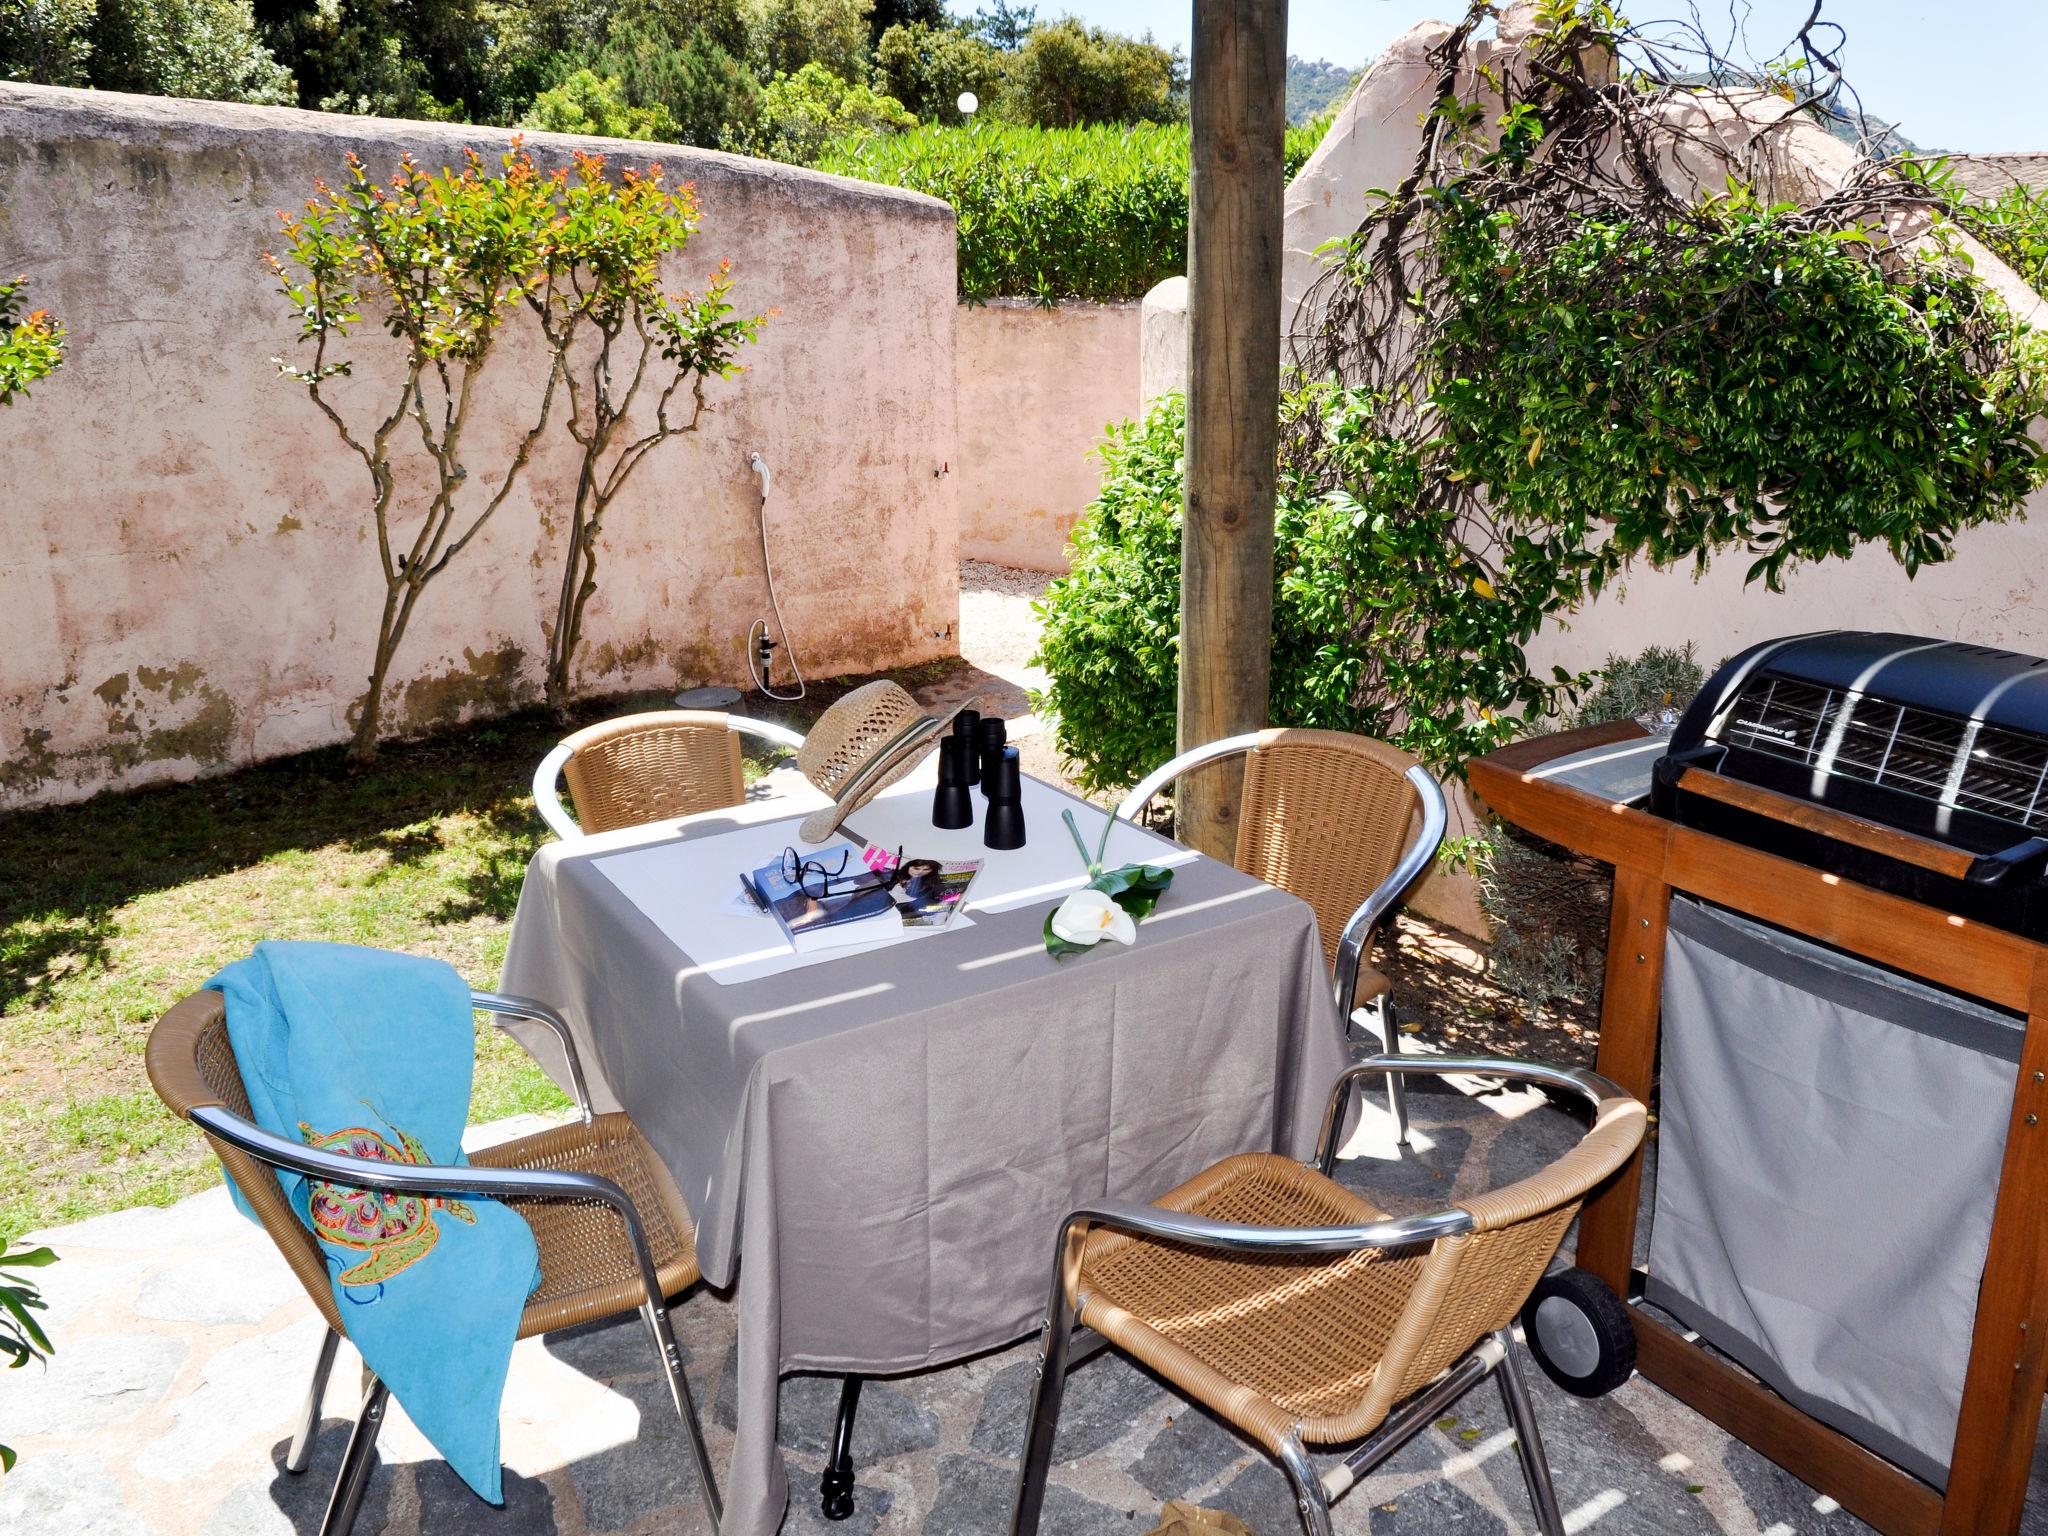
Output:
[742, 0, 869, 84]
[0, 276, 65, 404]
[88, 0, 294, 102]
[968, 0, 1033, 52]
[588, 13, 758, 147]
[0, 0, 97, 84]
[1283, 54, 1358, 125]
[874, 19, 1000, 124]
[996, 17, 1183, 128]
[536, 154, 762, 713]
[253, 0, 486, 117]
[864, 0, 942, 47]
[269, 148, 563, 762]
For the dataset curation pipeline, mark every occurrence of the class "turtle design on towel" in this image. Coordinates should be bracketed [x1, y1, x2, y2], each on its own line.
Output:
[298, 1114, 478, 1287]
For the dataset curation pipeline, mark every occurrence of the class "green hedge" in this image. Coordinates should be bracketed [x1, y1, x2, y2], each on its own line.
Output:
[815, 118, 1332, 304]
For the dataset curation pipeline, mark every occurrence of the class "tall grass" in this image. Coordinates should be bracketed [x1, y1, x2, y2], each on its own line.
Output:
[817, 116, 1334, 304]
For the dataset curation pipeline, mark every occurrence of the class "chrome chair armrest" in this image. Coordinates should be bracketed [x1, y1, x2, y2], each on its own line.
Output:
[190, 1103, 673, 1318]
[470, 990, 594, 1123]
[725, 714, 806, 753]
[1313, 1053, 1625, 1173]
[1331, 764, 1448, 1010]
[533, 743, 580, 841]
[1113, 733, 1265, 824]
[532, 717, 805, 845]
[1060, 1197, 1474, 1257]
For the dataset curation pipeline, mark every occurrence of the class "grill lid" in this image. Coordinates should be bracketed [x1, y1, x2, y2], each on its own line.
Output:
[1687, 632, 2048, 837]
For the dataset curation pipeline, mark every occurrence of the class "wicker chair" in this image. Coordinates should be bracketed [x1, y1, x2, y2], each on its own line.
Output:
[145, 989, 721, 1536]
[534, 710, 807, 840]
[1117, 728, 1449, 1143]
[1009, 1055, 1646, 1536]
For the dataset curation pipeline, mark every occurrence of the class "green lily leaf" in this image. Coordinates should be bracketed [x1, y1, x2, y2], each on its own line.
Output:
[1088, 862, 1174, 922]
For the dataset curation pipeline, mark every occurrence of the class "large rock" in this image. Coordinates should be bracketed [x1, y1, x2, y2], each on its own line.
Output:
[0, 1451, 152, 1535]
[134, 1319, 328, 1482]
[0, 1331, 187, 1437]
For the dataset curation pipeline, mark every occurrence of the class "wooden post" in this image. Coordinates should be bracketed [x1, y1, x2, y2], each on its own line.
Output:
[1177, 0, 1288, 857]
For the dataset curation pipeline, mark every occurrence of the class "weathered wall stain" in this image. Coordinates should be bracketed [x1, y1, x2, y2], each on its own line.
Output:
[398, 643, 530, 734]
[0, 82, 962, 809]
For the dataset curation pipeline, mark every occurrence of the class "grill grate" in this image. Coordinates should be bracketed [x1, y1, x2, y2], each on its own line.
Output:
[1716, 678, 2048, 835]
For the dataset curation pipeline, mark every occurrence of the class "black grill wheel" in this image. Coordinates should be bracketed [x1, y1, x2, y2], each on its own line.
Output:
[1520, 1266, 1636, 1398]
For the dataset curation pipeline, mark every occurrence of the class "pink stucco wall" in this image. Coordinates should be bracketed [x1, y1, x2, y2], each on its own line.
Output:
[0, 84, 960, 809]
[955, 299, 1139, 572]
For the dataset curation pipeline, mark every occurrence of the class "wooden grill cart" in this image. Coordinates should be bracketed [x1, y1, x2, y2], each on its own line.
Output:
[1469, 718, 2048, 1536]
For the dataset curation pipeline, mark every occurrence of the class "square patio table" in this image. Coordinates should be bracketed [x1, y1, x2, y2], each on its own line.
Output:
[499, 767, 1350, 1534]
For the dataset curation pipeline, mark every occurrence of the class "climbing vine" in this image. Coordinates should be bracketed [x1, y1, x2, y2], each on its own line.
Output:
[1272, 0, 2048, 774]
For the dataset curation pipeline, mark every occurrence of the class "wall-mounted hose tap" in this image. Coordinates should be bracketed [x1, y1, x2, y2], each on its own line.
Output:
[745, 451, 806, 701]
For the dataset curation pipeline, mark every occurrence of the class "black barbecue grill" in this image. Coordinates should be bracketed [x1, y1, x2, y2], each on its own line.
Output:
[1651, 631, 2048, 938]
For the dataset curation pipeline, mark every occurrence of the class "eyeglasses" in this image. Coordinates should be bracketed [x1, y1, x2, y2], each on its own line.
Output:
[781, 846, 873, 901]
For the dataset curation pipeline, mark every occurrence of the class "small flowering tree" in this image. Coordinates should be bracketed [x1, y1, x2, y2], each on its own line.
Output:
[273, 147, 763, 751]
[0, 276, 65, 404]
[538, 154, 762, 716]
[271, 148, 564, 762]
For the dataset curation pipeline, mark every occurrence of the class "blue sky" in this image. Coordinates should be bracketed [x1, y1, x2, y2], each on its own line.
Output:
[945, 2, 2044, 153]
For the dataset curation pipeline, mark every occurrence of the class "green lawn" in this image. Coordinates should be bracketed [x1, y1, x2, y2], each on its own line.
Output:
[0, 686, 851, 1243]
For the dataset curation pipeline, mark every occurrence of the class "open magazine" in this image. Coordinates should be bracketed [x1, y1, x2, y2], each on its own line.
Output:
[741, 845, 981, 954]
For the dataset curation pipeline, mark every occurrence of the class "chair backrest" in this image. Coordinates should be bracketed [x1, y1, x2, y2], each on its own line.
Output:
[1232, 728, 1426, 971]
[560, 711, 747, 834]
[145, 991, 345, 1334]
[1352, 1086, 1647, 1430]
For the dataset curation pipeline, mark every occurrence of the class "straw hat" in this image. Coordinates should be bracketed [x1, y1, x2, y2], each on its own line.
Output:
[795, 681, 977, 843]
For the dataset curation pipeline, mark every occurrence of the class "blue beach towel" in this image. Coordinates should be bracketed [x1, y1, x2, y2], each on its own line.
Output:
[208, 942, 540, 1503]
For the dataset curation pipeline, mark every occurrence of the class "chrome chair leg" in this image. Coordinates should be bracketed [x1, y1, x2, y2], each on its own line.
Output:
[1381, 1000, 1411, 1148]
[1276, 1436, 1336, 1536]
[318, 1375, 388, 1536]
[643, 1298, 723, 1532]
[286, 1328, 341, 1474]
[1496, 1329, 1567, 1536]
[1009, 1319, 1079, 1535]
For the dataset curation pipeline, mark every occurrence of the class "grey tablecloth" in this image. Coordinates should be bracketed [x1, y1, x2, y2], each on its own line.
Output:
[499, 787, 1349, 1535]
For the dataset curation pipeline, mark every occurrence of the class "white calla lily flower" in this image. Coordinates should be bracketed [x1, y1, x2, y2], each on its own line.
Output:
[1050, 887, 1137, 947]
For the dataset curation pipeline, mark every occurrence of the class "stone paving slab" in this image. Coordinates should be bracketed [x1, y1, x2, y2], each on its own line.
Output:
[6, 1083, 2048, 1535]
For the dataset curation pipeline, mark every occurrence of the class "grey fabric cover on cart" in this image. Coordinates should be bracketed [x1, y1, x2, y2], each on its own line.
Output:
[1647, 896, 2023, 1489]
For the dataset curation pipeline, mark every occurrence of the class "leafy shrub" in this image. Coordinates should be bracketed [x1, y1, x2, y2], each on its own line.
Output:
[1030, 391, 1372, 793]
[1569, 644, 1706, 729]
[0, 276, 65, 405]
[816, 116, 1332, 303]
[728, 60, 916, 164]
[0, 1241, 57, 1471]
[1956, 182, 2048, 300]
[521, 67, 681, 141]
